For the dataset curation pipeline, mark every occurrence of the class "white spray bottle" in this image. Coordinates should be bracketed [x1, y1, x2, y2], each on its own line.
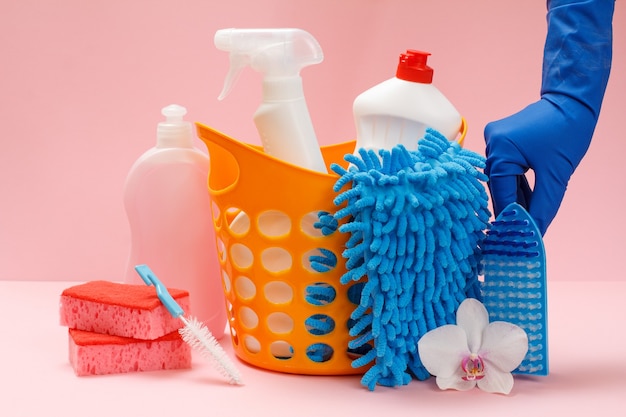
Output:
[214, 28, 328, 174]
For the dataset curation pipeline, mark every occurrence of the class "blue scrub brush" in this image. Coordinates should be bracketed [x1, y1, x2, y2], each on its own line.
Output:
[330, 128, 491, 390]
[134, 264, 242, 385]
[480, 203, 548, 375]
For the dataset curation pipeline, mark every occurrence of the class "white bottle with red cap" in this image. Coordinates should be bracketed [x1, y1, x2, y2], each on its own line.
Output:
[352, 49, 462, 154]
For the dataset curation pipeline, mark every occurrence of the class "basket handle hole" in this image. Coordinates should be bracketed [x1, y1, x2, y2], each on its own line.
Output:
[270, 341, 294, 360]
[226, 208, 250, 236]
[261, 247, 292, 273]
[305, 314, 336, 336]
[264, 281, 294, 304]
[230, 243, 253, 269]
[306, 343, 334, 363]
[304, 282, 336, 306]
[239, 306, 259, 329]
[258, 210, 291, 238]
[234, 276, 256, 300]
[304, 248, 338, 273]
[267, 312, 294, 334]
[244, 335, 261, 354]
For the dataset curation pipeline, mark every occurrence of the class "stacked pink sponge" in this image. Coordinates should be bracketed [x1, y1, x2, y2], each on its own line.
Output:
[60, 280, 192, 376]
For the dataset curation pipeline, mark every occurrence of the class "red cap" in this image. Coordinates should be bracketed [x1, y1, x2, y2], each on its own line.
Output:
[395, 50, 433, 83]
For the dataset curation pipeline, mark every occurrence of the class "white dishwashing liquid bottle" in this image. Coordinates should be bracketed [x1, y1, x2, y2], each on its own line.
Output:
[353, 49, 462, 154]
[123, 104, 226, 338]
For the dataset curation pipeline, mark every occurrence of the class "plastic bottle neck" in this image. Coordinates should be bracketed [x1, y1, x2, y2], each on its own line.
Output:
[156, 122, 194, 148]
[262, 76, 304, 102]
[156, 104, 195, 148]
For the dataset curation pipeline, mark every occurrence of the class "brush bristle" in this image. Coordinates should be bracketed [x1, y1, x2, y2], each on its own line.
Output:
[179, 316, 242, 385]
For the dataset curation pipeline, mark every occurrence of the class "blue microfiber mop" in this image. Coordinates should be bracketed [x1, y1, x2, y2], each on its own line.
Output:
[330, 129, 491, 390]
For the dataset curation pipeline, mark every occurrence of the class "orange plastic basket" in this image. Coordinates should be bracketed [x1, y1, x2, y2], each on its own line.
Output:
[195, 118, 467, 375]
[196, 122, 366, 375]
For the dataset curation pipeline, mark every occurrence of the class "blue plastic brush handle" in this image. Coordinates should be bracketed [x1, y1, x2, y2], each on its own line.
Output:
[481, 203, 548, 376]
[134, 264, 184, 318]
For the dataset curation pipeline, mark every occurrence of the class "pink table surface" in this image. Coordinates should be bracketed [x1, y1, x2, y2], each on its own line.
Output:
[3, 280, 626, 417]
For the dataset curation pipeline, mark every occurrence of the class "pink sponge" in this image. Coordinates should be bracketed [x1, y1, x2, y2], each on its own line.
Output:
[60, 280, 190, 340]
[69, 328, 191, 376]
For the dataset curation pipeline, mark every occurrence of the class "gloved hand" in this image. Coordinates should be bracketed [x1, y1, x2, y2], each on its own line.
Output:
[484, 0, 614, 235]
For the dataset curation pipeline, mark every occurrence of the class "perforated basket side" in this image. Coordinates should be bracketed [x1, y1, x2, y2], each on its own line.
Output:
[196, 123, 364, 375]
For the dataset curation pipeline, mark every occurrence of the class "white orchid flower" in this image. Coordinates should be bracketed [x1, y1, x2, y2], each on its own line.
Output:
[417, 298, 529, 394]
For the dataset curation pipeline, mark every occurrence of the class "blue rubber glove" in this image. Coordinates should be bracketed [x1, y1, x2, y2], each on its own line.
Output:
[484, 0, 614, 235]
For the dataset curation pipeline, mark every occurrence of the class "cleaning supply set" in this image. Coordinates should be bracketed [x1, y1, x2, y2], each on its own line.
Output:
[199, 26, 549, 391]
[61, 23, 555, 393]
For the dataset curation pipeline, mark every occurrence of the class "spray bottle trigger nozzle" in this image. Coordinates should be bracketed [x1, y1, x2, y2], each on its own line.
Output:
[218, 54, 249, 101]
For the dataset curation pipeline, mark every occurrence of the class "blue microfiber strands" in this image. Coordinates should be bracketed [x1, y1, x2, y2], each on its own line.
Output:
[480, 202, 548, 376]
[331, 129, 491, 390]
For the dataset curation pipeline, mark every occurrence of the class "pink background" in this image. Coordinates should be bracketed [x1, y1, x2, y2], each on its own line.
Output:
[1, 0, 624, 282]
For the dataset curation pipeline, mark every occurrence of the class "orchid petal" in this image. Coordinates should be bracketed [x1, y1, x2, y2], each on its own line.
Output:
[481, 321, 529, 372]
[418, 298, 527, 395]
[456, 298, 488, 353]
[477, 366, 515, 394]
[418, 324, 469, 378]
[437, 371, 476, 391]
